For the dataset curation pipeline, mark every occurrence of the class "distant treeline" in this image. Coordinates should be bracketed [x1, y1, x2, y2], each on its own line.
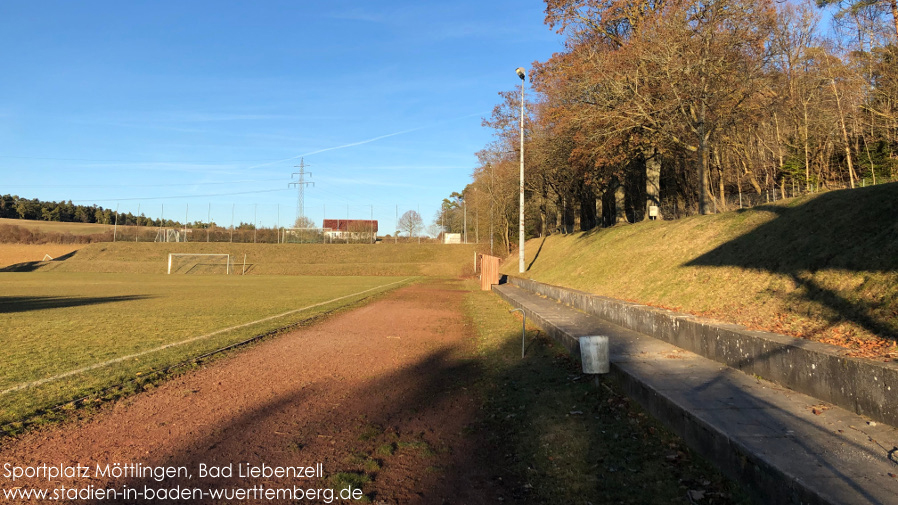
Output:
[0, 194, 183, 227]
[0, 195, 257, 230]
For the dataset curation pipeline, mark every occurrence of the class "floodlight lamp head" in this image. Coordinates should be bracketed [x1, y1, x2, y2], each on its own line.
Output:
[515, 67, 526, 80]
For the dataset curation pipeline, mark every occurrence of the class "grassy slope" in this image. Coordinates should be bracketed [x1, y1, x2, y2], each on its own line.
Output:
[0, 217, 111, 235]
[0, 243, 86, 267]
[503, 183, 898, 355]
[21, 242, 477, 277]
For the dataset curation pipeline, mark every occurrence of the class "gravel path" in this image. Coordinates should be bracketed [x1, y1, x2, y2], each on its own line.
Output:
[0, 280, 507, 504]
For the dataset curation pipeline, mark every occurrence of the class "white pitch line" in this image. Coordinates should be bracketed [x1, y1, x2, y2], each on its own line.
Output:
[1, 277, 413, 396]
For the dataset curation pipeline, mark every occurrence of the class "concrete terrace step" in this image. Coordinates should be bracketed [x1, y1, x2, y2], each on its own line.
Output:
[494, 283, 898, 505]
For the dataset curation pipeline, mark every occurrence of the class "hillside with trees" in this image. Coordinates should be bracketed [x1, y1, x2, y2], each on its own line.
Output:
[440, 0, 897, 252]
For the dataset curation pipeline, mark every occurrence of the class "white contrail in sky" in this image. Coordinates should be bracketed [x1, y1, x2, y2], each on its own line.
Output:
[249, 112, 483, 170]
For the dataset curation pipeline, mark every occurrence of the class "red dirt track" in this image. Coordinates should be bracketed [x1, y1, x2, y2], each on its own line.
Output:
[0, 281, 510, 504]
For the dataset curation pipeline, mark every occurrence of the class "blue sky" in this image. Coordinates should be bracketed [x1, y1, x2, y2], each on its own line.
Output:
[0, 1, 562, 232]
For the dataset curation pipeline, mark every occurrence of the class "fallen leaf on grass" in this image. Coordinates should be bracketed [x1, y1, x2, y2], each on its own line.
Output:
[809, 404, 830, 415]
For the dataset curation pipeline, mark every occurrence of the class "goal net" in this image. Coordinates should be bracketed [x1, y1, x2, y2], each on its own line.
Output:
[167, 253, 231, 275]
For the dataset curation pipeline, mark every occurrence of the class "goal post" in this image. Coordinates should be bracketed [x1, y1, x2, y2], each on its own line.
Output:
[167, 253, 231, 275]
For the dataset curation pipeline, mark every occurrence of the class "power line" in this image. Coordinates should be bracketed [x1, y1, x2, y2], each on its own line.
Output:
[288, 158, 314, 224]
[0, 155, 279, 163]
[69, 188, 289, 203]
[3, 178, 284, 189]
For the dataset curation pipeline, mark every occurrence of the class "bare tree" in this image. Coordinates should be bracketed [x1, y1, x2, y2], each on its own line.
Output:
[397, 210, 423, 238]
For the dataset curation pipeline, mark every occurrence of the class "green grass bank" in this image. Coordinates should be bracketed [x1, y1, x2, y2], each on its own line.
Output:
[16, 241, 477, 277]
[504, 183, 898, 355]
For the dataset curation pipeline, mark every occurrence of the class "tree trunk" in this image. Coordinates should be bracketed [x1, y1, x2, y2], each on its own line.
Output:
[715, 149, 727, 212]
[803, 102, 811, 186]
[643, 145, 662, 219]
[564, 195, 576, 232]
[891, 0, 898, 40]
[739, 155, 763, 194]
[831, 78, 857, 188]
[579, 185, 597, 231]
[503, 216, 511, 256]
[613, 176, 627, 224]
[697, 132, 712, 214]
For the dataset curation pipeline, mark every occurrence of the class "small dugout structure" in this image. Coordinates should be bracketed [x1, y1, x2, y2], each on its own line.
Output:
[479, 254, 501, 291]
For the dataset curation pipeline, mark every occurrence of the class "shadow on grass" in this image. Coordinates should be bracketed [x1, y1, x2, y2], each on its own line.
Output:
[0, 295, 154, 314]
[61, 283, 744, 505]
[686, 182, 898, 341]
[474, 325, 750, 504]
[0, 250, 79, 272]
[526, 236, 547, 272]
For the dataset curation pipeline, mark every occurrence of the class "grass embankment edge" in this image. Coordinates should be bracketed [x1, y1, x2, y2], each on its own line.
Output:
[504, 184, 898, 357]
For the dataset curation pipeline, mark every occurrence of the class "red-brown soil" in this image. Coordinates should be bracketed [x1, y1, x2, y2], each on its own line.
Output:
[0, 281, 511, 504]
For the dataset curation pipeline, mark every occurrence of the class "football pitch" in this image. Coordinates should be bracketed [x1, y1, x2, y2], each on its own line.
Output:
[0, 272, 412, 428]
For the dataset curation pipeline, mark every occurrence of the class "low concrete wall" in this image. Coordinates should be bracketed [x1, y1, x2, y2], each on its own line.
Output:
[509, 276, 898, 428]
[496, 288, 582, 356]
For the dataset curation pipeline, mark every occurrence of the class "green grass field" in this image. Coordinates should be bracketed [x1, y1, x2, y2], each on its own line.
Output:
[0, 272, 412, 429]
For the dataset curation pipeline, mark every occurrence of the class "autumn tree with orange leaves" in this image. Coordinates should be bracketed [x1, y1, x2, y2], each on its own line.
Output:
[447, 0, 896, 248]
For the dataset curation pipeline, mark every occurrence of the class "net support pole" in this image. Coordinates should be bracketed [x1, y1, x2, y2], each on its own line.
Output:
[167, 253, 172, 275]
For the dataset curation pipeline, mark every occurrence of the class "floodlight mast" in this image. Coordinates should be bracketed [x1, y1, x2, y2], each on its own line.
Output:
[516, 67, 526, 274]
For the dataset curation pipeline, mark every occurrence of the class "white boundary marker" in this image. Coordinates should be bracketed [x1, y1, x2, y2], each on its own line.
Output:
[1, 277, 413, 396]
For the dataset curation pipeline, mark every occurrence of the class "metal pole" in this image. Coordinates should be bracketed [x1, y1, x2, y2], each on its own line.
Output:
[230, 204, 234, 243]
[113, 204, 119, 242]
[184, 204, 188, 242]
[207, 203, 211, 242]
[475, 199, 479, 244]
[135, 203, 140, 242]
[253, 204, 257, 243]
[517, 68, 526, 273]
[490, 205, 494, 255]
